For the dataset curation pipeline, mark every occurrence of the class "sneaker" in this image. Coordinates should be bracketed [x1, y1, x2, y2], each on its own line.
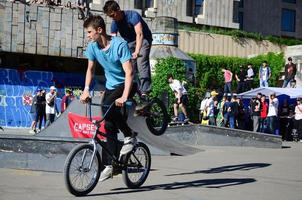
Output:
[29, 129, 36, 134]
[172, 116, 178, 122]
[300, 140, 302, 143]
[183, 117, 189, 123]
[99, 165, 113, 182]
[135, 95, 149, 111]
[120, 137, 137, 155]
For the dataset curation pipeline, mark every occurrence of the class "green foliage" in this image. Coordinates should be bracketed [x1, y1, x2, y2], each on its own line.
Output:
[190, 52, 285, 91]
[151, 53, 285, 121]
[178, 23, 302, 46]
[151, 57, 198, 119]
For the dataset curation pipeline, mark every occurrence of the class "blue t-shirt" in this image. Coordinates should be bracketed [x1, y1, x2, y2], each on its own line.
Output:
[84, 37, 131, 90]
[111, 10, 152, 43]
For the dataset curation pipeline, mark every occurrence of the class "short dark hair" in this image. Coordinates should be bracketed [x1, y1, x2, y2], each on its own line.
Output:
[83, 15, 106, 30]
[167, 74, 173, 81]
[263, 61, 268, 64]
[103, 0, 120, 14]
[288, 57, 292, 61]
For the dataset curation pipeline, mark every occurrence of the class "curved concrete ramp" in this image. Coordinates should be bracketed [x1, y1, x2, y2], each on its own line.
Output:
[38, 98, 200, 156]
[37, 97, 102, 137]
[126, 109, 201, 156]
[165, 125, 282, 149]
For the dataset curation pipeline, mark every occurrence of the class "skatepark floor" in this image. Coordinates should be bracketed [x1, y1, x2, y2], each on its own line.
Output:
[0, 141, 301, 200]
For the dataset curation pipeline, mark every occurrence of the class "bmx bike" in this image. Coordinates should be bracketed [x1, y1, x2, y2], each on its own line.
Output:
[64, 97, 168, 196]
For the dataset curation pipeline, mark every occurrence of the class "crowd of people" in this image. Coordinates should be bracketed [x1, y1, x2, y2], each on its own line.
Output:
[199, 91, 302, 142]
[29, 86, 74, 134]
[221, 58, 297, 96]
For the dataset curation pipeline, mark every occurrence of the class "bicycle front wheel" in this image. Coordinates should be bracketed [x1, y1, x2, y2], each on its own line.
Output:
[64, 144, 102, 196]
[122, 142, 151, 189]
[146, 98, 169, 136]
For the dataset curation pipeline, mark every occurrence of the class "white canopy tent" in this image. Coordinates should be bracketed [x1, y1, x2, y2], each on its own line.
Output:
[238, 87, 302, 99]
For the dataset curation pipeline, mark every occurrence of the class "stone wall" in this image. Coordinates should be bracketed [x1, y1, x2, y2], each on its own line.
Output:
[0, 1, 104, 58]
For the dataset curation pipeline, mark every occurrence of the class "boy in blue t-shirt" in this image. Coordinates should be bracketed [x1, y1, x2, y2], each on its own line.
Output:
[80, 15, 137, 182]
[103, 0, 152, 104]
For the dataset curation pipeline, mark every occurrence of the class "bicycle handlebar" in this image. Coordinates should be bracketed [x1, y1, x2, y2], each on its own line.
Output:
[86, 99, 115, 126]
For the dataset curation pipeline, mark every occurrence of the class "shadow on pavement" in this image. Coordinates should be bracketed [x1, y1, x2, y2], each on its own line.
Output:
[87, 178, 256, 197]
[166, 163, 271, 177]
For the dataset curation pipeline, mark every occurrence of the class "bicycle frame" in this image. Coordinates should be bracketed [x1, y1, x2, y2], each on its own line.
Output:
[84, 100, 143, 171]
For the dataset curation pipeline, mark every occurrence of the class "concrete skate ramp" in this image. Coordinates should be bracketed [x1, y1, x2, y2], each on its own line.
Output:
[37, 97, 102, 137]
[164, 125, 282, 149]
[38, 97, 200, 156]
[126, 109, 201, 156]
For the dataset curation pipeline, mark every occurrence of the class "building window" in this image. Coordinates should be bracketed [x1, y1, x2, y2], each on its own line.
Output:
[239, 11, 243, 29]
[134, 0, 153, 10]
[239, 0, 244, 8]
[194, 0, 204, 16]
[282, 0, 296, 3]
[281, 9, 296, 32]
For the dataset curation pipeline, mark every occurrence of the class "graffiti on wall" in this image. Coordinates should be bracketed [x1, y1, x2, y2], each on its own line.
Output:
[0, 68, 86, 128]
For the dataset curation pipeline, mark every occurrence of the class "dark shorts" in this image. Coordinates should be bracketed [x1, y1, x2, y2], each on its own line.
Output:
[174, 95, 189, 106]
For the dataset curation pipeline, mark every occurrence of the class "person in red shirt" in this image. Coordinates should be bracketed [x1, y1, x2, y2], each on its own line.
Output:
[222, 67, 233, 96]
[61, 90, 73, 113]
[259, 95, 268, 133]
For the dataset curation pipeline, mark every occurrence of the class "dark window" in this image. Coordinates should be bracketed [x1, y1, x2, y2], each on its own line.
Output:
[134, 0, 153, 9]
[239, 0, 244, 8]
[239, 11, 243, 29]
[282, 0, 296, 3]
[195, 0, 204, 15]
[281, 9, 296, 32]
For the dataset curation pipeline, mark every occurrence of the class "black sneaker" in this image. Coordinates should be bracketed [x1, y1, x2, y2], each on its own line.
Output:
[135, 94, 149, 111]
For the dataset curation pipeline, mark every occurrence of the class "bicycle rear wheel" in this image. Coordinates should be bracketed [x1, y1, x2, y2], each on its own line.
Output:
[64, 144, 102, 196]
[122, 142, 151, 188]
[145, 98, 169, 135]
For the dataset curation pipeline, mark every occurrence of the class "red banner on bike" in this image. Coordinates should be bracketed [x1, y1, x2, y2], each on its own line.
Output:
[68, 112, 106, 140]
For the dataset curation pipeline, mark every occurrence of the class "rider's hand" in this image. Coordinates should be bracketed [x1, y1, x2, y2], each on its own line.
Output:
[80, 90, 90, 104]
[177, 98, 181, 104]
[132, 52, 139, 60]
[115, 96, 127, 107]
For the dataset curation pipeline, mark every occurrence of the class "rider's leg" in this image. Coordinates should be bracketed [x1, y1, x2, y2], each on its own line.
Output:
[173, 103, 179, 121]
[102, 84, 137, 153]
[136, 39, 152, 96]
[179, 95, 189, 121]
[100, 85, 137, 182]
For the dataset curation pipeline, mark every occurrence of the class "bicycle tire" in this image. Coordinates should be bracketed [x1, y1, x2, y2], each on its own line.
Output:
[122, 142, 151, 189]
[64, 144, 102, 196]
[145, 98, 169, 136]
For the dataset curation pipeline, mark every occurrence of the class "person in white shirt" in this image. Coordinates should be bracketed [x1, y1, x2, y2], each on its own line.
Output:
[45, 86, 57, 127]
[167, 74, 189, 122]
[294, 98, 302, 142]
[199, 92, 210, 122]
[259, 61, 271, 87]
[267, 93, 279, 135]
[246, 64, 254, 91]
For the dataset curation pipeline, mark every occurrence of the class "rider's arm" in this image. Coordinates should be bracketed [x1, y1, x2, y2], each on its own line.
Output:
[133, 22, 143, 59]
[122, 60, 134, 99]
[84, 60, 95, 88]
[81, 60, 95, 102]
[115, 60, 134, 106]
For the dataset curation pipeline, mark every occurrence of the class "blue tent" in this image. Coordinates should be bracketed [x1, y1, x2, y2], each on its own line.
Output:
[238, 87, 302, 99]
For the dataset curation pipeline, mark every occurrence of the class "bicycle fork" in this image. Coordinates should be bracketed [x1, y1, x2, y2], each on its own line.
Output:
[80, 139, 98, 171]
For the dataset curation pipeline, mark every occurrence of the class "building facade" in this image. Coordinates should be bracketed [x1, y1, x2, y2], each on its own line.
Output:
[143, 0, 302, 39]
[237, 0, 302, 39]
